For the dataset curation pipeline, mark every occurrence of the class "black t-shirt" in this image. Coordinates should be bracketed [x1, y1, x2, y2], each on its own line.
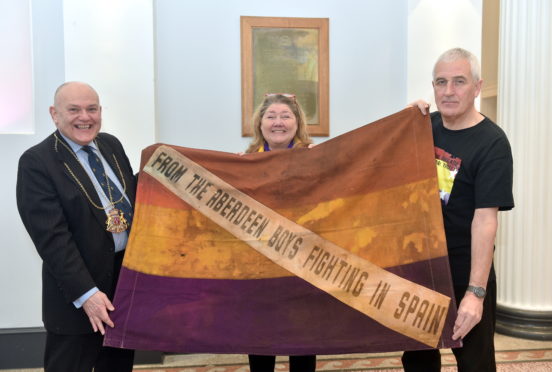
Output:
[431, 112, 514, 285]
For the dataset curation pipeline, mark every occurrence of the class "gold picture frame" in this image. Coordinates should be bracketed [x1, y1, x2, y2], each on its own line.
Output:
[241, 16, 329, 137]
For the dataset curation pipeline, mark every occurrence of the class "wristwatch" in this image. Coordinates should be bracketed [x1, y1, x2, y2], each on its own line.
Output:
[466, 285, 486, 298]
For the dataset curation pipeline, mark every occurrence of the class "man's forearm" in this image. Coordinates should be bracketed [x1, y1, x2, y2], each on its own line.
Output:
[469, 207, 499, 288]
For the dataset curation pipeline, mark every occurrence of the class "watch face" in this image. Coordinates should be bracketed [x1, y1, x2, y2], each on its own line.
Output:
[468, 286, 486, 298]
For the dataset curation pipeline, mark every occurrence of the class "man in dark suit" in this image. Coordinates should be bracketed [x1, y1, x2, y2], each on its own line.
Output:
[17, 82, 136, 371]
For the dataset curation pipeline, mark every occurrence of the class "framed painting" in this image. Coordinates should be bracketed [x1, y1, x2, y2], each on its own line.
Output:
[241, 16, 329, 137]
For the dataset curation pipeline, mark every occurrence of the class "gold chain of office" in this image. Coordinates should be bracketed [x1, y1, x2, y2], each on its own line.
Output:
[54, 133, 129, 232]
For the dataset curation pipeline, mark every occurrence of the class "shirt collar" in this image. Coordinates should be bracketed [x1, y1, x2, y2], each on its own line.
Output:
[58, 132, 98, 154]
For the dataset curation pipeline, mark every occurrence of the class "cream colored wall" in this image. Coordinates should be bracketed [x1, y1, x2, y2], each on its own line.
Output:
[406, 0, 483, 108]
[0, 0, 33, 134]
[481, 0, 500, 123]
[0, 0, 65, 329]
[1, 0, 156, 329]
[154, 0, 409, 152]
[1, 0, 485, 329]
[63, 0, 156, 172]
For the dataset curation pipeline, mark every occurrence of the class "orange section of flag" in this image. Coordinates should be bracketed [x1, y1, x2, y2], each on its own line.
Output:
[124, 176, 446, 279]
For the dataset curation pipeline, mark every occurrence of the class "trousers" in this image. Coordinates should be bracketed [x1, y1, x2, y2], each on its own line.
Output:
[401, 281, 497, 372]
[248, 354, 316, 372]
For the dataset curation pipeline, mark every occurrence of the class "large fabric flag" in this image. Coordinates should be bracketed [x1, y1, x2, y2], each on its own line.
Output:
[104, 108, 461, 354]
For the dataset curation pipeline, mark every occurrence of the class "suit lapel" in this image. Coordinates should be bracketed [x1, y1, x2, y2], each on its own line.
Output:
[52, 131, 110, 231]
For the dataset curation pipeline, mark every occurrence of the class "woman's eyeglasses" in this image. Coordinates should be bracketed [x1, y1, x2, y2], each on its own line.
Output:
[264, 93, 296, 101]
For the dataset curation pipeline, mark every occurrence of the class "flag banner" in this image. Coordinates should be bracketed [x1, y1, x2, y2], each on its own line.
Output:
[104, 108, 461, 354]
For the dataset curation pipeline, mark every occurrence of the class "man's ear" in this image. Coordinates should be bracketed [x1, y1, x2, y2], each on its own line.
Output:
[475, 79, 483, 97]
[49, 106, 58, 125]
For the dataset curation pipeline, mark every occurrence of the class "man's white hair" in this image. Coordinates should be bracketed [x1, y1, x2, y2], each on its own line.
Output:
[432, 48, 481, 82]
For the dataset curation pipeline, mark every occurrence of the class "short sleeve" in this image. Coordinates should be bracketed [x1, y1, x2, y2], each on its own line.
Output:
[474, 135, 514, 211]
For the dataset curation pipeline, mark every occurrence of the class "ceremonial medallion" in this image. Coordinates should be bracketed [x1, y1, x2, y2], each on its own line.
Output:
[106, 208, 128, 233]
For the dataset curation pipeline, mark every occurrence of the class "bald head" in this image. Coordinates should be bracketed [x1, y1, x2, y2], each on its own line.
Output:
[53, 82, 100, 108]
[50, 82, 102, 146]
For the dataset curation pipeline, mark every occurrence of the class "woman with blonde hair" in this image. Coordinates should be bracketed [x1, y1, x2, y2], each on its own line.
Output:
[245, 93, 312, 153]
[245, 93, 316, 372]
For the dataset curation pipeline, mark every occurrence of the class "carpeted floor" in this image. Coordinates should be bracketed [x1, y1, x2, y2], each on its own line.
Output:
[133, 357, 552, 372]
[131, 334, 552, 372]
[132, 362, 552, 372]
[3, 334, 551, 371]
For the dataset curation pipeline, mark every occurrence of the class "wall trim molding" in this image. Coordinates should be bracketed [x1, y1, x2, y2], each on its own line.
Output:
[0, 327, 163, 369]
[496, 304, 552, 340]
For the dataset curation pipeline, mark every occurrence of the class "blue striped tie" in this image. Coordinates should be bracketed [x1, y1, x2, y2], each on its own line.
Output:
[82, 146, 133, 228]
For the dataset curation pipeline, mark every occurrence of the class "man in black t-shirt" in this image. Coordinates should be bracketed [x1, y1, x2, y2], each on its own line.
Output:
[403, 48, 514, 371]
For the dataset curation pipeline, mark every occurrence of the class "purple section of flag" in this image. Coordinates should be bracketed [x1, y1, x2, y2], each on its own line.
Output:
[104, 257, 459, 354]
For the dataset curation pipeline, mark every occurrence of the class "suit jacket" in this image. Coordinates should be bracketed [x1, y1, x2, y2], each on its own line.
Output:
[16, 131, 136, 335]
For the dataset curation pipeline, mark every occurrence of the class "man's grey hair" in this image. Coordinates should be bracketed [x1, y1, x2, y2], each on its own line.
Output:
[432, 48, 481, 82]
